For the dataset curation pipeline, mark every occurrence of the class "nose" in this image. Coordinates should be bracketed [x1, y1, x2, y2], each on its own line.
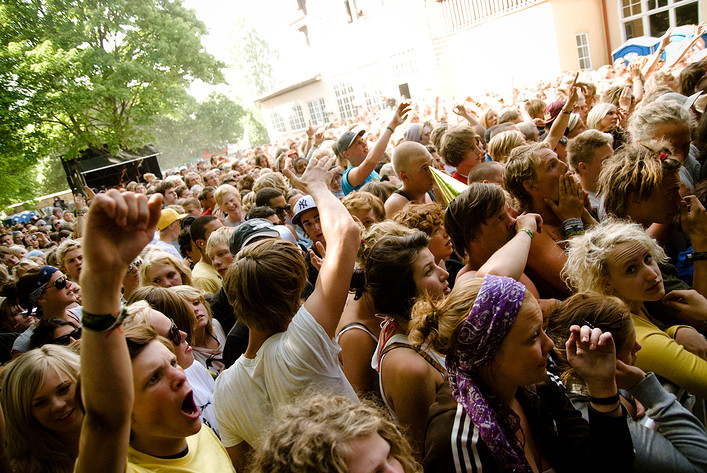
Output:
[50, 394, 66, 411]
[439, 265, 449, 281]
[170, 365, 188, 389]
[646, 264, 659, 281]
[542, 331, 555, 352]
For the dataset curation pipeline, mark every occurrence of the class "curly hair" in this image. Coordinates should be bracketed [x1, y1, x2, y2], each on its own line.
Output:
[563, 219, 667, 296]
[341, 191, 386, 224]
[393, 203, 445, 236]
[250, 394, 421, 473]
[487, 130, 526, 163]
[596, 141, 681, 219]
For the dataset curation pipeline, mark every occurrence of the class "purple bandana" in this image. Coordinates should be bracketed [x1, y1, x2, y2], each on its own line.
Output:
[27, 266, 58, 309]
[446, 275, 530, 473]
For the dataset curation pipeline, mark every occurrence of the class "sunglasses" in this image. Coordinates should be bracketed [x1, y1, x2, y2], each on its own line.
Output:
[52, 276, 68, 290]
[52, 326, 82, 345]
[126, 258, 143, 275]
[167, 319, 182, 346]
[274, 204, 291, 214]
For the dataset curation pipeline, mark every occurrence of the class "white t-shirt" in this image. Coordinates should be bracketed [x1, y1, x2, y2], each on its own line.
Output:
[184, 360, 220, 438]
[213, 305, 358, 448]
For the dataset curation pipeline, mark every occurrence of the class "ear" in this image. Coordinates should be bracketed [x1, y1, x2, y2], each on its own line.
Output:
[577, 162, 589, 174]
[599, 276, 613, 294]
[196, 239, 206, 250]
[522, 180, 535, 194]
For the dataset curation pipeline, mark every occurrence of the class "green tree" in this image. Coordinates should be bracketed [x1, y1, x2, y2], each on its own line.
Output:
[227, 19, 278, 98]
[0, 0, 225, 207]
[150, 92, 247, 168]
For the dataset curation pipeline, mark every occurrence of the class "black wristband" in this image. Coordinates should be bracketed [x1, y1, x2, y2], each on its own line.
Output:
[588, 393, 620, 405]
[82, 307, 127, 332]
[688, 252, 707, 261]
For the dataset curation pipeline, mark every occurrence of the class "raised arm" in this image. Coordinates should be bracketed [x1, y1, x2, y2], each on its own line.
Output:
[75, 190, 162, 473]
[346, 101, 410, 189]
[475, 213, 541, 280]
[543, 73, 578, 151]
[285, 156, 360, 337]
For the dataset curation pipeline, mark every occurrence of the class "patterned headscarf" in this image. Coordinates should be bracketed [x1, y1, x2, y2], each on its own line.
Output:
[446, 275, 530, 472]
[27, 266, 58, 310]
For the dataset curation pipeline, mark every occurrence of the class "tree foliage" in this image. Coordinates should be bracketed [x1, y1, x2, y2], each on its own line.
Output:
[0, 0, 226, 208]
[150, 92, 247, 169]
[227, 19, 278, 98]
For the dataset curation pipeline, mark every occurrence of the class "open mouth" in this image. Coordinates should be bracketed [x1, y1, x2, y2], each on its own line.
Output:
[181, 391, 200, 417]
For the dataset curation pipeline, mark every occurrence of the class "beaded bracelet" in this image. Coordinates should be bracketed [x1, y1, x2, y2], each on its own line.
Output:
[562, 218, 584, 238]
[518, 228, 533, 240]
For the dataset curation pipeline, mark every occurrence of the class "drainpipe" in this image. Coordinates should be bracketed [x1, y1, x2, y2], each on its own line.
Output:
[601, 0, 612, 63]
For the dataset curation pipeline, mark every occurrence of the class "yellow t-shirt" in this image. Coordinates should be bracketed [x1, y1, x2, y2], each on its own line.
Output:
[127, 427, 235, 472]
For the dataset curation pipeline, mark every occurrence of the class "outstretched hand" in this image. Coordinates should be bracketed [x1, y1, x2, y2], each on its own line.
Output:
[81, 190, 162, 274]
[390, 100, 412, 128]
[283, 155, 337, 195]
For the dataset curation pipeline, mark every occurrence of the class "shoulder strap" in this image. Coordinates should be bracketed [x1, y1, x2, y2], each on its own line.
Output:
[381, 342, 446, 375]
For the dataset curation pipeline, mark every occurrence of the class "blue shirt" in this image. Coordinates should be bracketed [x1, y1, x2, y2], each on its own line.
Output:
[342, 166, 380, 196]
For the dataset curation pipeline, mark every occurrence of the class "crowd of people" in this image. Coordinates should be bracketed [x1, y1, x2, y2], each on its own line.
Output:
[0, 25, 706, 473]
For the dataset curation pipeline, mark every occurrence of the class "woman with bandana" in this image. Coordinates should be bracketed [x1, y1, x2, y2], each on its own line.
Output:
[410, 275, 634, 473]
[9, 266, 81, 356]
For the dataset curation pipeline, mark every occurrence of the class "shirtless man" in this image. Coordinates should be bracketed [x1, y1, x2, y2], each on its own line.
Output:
[385, 142, 436, 219]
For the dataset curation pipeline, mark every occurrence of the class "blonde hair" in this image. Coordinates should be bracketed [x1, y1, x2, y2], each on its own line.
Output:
[341, 191, 385, 223]
[563, 219, 667, 295]
[250, 394, 421, 473]
[596, 141, 681, 219]
[214, 184, 240, 208]
[169, 284, 216, 339]
[253, 172, 290, 195]
[440, 126, 481, 167]
[139, 249, 193, 287]
[487, 130, 525, 163]
[0, 345, 80, 473]
[205, 226, 234, 258]
[586, 103, 616, 130]
[56, 238, 81, 273]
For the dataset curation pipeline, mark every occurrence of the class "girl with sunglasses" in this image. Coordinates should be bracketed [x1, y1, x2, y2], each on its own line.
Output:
[29, 318, 81, 349]
[9, 266, 81, 357]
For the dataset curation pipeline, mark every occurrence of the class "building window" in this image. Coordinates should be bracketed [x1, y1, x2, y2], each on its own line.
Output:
[576, 33, 592, 70]
[307, 98, 328, 126]
[288, 104, 306, 131]
[333, 81, 357, 120]
[270, 112, 286, 134]
[620, 0, 699, 41]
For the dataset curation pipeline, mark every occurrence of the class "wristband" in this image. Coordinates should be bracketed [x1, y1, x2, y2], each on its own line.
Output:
[561, 109, 572, 115]
[518, 228, 533, 240]
[75, 209, 87, 216]
[82, 307, 128, 333]
[688, 252, 707, 262]
[386, 126, 395, 133]
[588, 393, 620, 405]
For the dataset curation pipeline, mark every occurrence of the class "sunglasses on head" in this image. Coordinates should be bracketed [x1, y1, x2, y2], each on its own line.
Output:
[168, 319, 182, 346]
[52, 326, 82, 345]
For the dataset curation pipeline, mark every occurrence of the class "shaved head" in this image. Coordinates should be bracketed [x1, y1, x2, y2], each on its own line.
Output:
[392, 141, 430, 175]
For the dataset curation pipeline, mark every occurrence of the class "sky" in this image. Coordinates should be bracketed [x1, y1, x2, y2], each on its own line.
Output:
[182, 0, 307, 100]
